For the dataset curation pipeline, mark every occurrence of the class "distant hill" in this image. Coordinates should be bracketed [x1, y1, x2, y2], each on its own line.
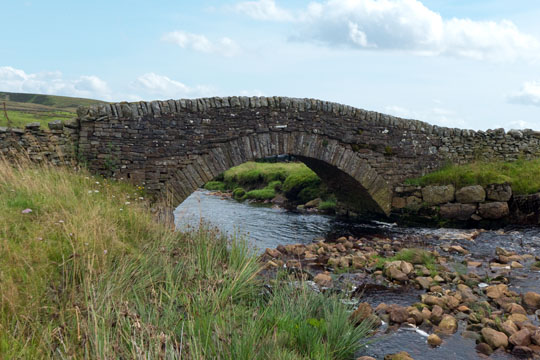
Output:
[0, 91, 106, 128]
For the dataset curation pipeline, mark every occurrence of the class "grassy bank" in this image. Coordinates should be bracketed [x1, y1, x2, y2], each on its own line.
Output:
[406, 158, 540, 195]
[204, 161, 337, 211]
[0, 91, 105, 128]
[0, 159, 371, 358]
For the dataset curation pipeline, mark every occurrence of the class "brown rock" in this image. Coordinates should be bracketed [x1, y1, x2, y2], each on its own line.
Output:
[478, 202, 510, 219]
[508, 313, 531, 324]
[438, 314, 458, 334]
[416, 277, 433, 290]
[386, 266, 409, 282]
[389, 305, 410, 324]
[531, 330, 540, 345]
[501, 320, 519, 336]
[264, 248, 282, 258]
[439, 203, 477, 220]
[422, 295, 445, 308]
[356, 357, 376, 360]
[314, 273, 332, 287]
[503, 303, 528, 315]
[524, 292, 540, 310]
[486, 183, 512, 202]
[350, 302, 373, 325]
[422, 185, 455, 205]
[509, 329, 531, 347]
[486, 284, 508, 299]
[482, 327, 509, 349]
[456, 185, 486, 203]
[448, 245, 469, 255]
[408, 308, 424, 325]
[476, 343, 493, 356]
[384, 351, 413, 360]
[430, 305, 444, 324]
[427, 333, 442, 347]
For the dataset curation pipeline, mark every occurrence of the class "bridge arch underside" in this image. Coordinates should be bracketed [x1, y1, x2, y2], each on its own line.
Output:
[165, 132, 393, 216]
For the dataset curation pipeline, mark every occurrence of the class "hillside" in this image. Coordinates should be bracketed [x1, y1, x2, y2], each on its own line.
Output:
[0, 91, 106, 128]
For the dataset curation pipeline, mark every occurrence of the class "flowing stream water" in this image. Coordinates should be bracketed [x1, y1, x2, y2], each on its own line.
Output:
[175, 190, 540, 360]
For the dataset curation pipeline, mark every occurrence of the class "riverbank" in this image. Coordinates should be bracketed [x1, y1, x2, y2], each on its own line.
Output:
[0, 159, 373, 359]
[261, 228, 540, 359]
[204, 161, 338, 213]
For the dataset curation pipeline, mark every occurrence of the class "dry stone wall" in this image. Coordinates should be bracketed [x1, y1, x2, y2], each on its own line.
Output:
[0, 120, 77, 164]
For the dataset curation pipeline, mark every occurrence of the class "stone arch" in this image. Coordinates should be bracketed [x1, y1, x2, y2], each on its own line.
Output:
[165, 132, 392, 215]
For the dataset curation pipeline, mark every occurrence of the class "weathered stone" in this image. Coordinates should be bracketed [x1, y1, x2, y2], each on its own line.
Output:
[486, 183, 512, 202]
[416, 276, 433, 290]
[438, 314, 458, 334]
[313, 273, 333, 287]
[430, 305, 444, 324]
[350, 302, 373, 325]
[439, 203, 477, 221]
[524, 292, 540, 310]
[421, 185, 455, 205]
[509, 329, 531, 347]
[486, 284, 508, 299]
[456, 185, 486, 203]
[389, 305, 409, 324]
[427, 333, 442, 347]
[476, 343, 493, 356]
[478, 202, 510, 219]
[48, 120, 64, 130]
[482, 327, 509, 349]
[383, 351, 413, 360]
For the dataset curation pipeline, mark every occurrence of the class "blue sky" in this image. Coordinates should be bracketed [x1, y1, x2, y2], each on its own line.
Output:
[2, 0, 540, 130]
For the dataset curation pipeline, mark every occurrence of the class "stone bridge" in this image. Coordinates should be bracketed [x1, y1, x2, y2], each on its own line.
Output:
[3, 96, 540, 216]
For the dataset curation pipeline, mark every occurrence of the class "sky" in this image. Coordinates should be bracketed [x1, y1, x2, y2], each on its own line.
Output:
[1, 0, 540, 130]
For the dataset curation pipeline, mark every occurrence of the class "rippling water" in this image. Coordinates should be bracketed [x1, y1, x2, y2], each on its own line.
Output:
[176, 189, 540, 360]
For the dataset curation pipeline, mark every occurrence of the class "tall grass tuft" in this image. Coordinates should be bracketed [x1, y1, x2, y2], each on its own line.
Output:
[0, 157, 372, 359]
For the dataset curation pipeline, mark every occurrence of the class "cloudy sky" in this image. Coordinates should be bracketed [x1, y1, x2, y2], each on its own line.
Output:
[2, 0, 540, 130]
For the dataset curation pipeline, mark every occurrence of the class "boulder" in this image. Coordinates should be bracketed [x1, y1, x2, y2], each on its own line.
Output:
[48, 119, 64, 130]
[438, 314, 458, 334]
[476, 343, 493, 356]
[512, 346, 534, 358]
[524, 292, 540, 310]
[384, 351, 413, 360]
[416, 277, 433, 290]
[532, 330, 540, 345]
[304, 198, 321, 208]
[486, 284, 508, 299]
[430, 305, 444, 324]
[501, 320, 519, 336]
[422, 185, 455, 205]
[350, 302, 373, 325]
[486, 183, 512, 202]
[313, 273, 332, 287]
[478, 202, 510, 220]
[428, 333, 442, 347]
[482, 327, 509, 349]
[456, 185, 486, 203]
[509, 329, 531, 347]
[439, 203, 477, 221]
[389, 305, 409, 324]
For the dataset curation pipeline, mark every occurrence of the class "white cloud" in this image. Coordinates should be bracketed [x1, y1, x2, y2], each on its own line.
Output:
[385, 104, 467, 128]
[508, 81, 540, 106]
[235, 0, 293, 21]
[0, 66, 112, 100]
[162, 31, 239, 57]
[236, 0, 540, 61]
[132, 73, 213, 99]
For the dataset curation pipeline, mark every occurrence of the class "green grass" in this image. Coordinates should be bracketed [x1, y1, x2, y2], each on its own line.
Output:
[319, 199, 338, 212]
[223, 161, 313, 187]
[374, 248, 437, 273]
[0, 158, 372, 358]
[0, 91, 105, 129]
[406, 158, 540, 195]
[246, 187, 276, 200]
[0, 110, 75, 129]
[203, 180, 226, 191]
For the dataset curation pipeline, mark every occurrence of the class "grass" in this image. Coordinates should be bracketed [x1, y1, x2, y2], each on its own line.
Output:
[0, 110, 75, 129]
[0, 91, 105, 129]
[0, 157, 372, 358]
[210, 161, 332, 206]
[374, 248, 437, 274]
[406, 158, 540, 195]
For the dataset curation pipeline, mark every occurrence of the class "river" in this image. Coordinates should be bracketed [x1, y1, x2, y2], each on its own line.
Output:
[175, 189, 540, 360]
